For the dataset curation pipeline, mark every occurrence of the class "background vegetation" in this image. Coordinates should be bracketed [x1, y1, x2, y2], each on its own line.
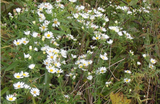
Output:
[1, 0, 160, 104]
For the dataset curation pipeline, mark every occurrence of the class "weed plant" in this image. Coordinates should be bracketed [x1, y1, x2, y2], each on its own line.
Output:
[1, 0, 160, 104]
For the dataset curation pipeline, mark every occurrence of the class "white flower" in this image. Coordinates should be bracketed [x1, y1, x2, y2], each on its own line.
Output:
[142, 54, 147, 58]
[56, 69, 63, 74]
[124, 70, 131, 74]
[32, 32, 39, 38]
[149, 63, 154, 69]
[28, 64, 35, 69]
[13, 39, 22, 46]
[24, 31, 30, 35]
[124, 78, 131, 83]
[137, 61, 141, 65]
[21, 38, 29, 45]
[101, 34, 109, 39]
[69, 0, 77, 3]
[24, 84, 31, 89]
[48, 67, 56, 73]
[92, 35, 101, 40]
[21, 71, 29, 77]
[44, 31, 53, 39]
[150, 58, 156, 64]
[109, 26, 120, 32]
[14, 72, 23, 79]
[39, 24, 48, 32]
[30, 88, 40, 97]
[16, 8, 21, 13]
[71, 54, 77, 58]
[13, 81, 25, 89]
[60, 49, 67, 58]
[129, 50, 134, 55]
[64, 95, 70, 99]
[100, 53, 108, 60]
[99, 67, 107, 74]
[105, 81, 112, 85]
[6, 94, 16, 101]
[56, 0, 62, 3]
[52, 18, 60, 27]
[34, 47, 38, 51]
[87, 75, 93, 80]
[24, 53, 30, 58]
[107, 39, 113, 44]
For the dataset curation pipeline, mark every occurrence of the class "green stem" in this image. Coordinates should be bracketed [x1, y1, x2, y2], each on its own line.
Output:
[32, 97, 36, 104]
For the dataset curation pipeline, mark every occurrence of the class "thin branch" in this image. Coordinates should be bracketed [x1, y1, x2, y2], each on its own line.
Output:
[146, 78, 151, 104]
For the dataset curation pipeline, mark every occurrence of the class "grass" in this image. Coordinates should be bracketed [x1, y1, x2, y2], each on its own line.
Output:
[1, 0, 160, 104]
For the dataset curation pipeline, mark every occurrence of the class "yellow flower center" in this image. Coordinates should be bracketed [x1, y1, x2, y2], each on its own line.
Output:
[9, 98, 13, 101]
[101, 70, 104, 73]
[39, 8, 42, 11]
[16, 75, 20, 78]
[83, 63, 86, 66]
[23, 41, 26, 43]
[50, 56, 53, 59]
[50, 69, 53, 72]
[33, 91, 36, 94]
[54, 21, 58, 24]
[55, 63, 57, 66]
[80, 65, 82, 68]
[18, 85, 21, 88]
[16, 42, 20, 45]
[23, 73, 26, 76]
[47, 34, 50, 37]
[126, 79, 129, 82]
[42, 26, 46, 30]
[96, 37, 99, 40]
[46, 62, 48, 64]
[57, 70, 60, 73]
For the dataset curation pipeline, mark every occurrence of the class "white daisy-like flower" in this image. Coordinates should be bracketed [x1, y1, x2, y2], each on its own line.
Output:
[92, 35, 101, 40]
[28, 64, 35, 69]
[129, 50, 134, 55]
[6, 94, 16, 101]
[64, 95, 70, 99]
[149, 63, 154, 69]
[21, 71, 29, 77]
[24, 53, 30, 58]
[100, 53, 108, 60]
[107, 39, 113, 44]
[71, 54, 77, 58]
[60, 49, 67, 58]
[105, 81, 112, 85]
[21, 38, 29, 45]
[13, 81, 25, 89]
[39, 24, 48, 32]
[30, 88, 40, 97]
[24, 31, 30, 35]
[137, 61, 141, 65]
[124, 78, 131, 83]
[44, 31, 53, 39]
[52, 18, 60, 27]
[56, 0, 62, 3]
[15, 8, 21, 13]
[150, 58, 156, 64]
[56, 69, 63, 74]
[24, 84, 31, 89]
[87, 75, 93, 80]
[13, 39, 22, 46]
[14, 72, 23, 79]
[47, 66, 56, 73]
[69, 0, 77, 3]
[99, 67, 107, 74]
[124, 70, 131, 74]
[32, 32, 39, 38]
[54, 62, 61, 68]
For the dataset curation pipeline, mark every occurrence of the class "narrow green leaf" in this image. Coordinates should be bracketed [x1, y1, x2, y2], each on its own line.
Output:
[1, 87, 8, 96]
[5, 61, 17, 71]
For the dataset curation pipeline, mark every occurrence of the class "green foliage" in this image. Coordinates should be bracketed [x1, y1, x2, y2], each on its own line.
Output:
[1, 0, 160, 103]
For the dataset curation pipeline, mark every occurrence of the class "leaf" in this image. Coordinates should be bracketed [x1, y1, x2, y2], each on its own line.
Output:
[1, 87, 9, 96]
[129, 0, 138, 6]
[5, 61, 18, 71]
